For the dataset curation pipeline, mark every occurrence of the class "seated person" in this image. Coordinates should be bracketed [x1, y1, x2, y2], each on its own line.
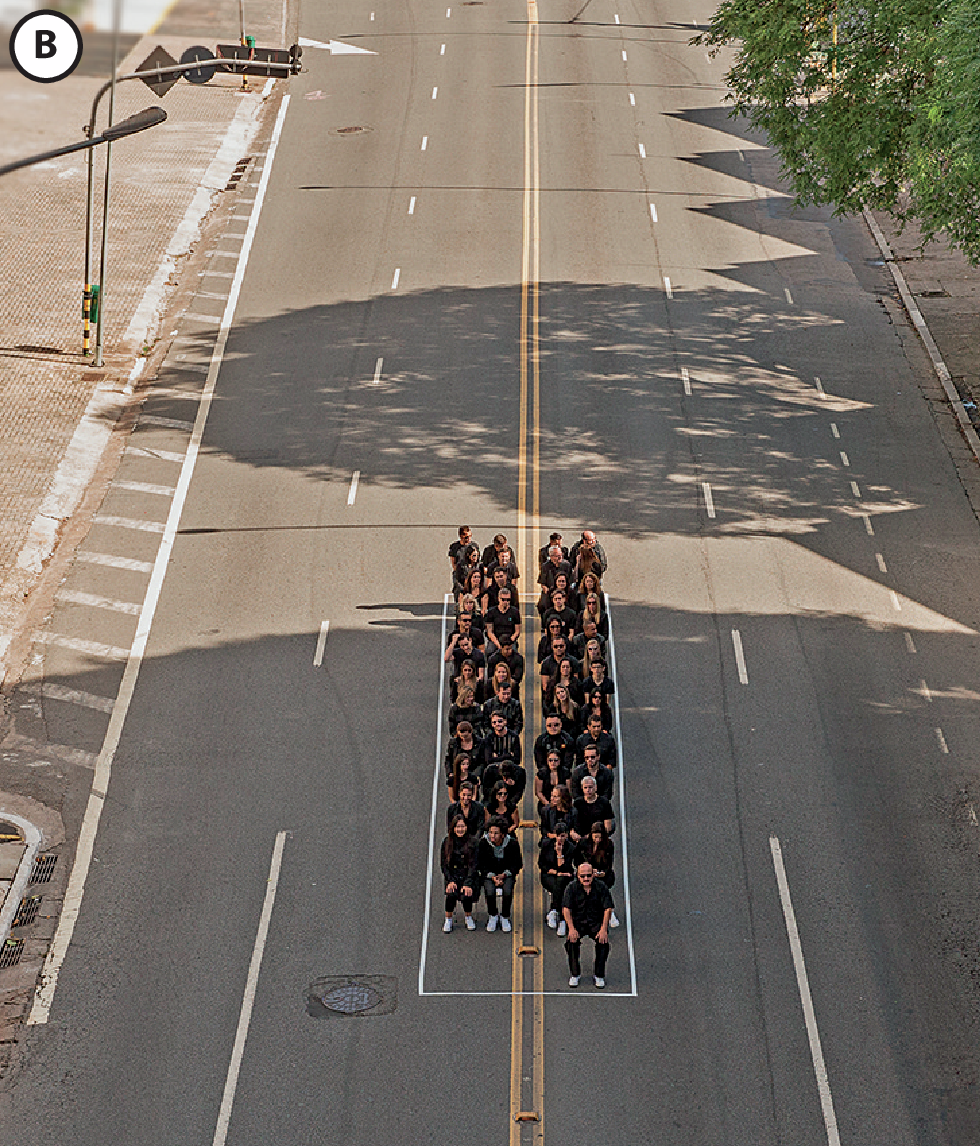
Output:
[482, 680, 524, 736]
[535, 747, 572, 817]
[576, 714, 617, 769]
[441, 814, 479, 932]
[543, 590, 577, 638]
[533, 713, 576, 772]
[449, 685, 482, 736]
[447, 779, 488, 837]
[569, 743, 613, 802]
[487, 638, 525, 686]
[481, 758, 527, 809]
[487, 780, 520, 834]
[570, 776, 615, 842]
[479, 712, 522, 772]
[477, 818, 523, 932]
[539, 820, 576, 933]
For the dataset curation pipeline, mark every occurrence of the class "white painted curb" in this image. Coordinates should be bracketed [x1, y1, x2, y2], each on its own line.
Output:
[863, 207, 980, 464]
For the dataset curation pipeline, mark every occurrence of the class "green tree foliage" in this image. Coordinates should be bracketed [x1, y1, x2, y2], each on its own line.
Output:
[697, 0, 980, 263]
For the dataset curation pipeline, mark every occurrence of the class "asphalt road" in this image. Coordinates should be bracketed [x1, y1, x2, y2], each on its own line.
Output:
[5, 0, 980, 1141]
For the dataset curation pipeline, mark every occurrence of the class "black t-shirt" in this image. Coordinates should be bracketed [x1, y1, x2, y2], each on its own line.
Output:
[576, 729, 617, 769]
[487, 648, 525, 685]
[562, 877, 614, 933]
[449, 538, 472, 567]
[541, 653, 582, 681]
[486, 605, 521, 645]
[570, 763, 613, 802]
[573, 795, 614, 836]
[448, 799, 488, 836]
[485, 582, 522, 611]
[451, 645, 486, 677]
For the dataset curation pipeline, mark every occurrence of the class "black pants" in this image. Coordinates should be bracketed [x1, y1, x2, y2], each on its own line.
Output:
[541, 873, 572, 913]
[483, 874, 515, 918]
[445, 890, 474, 913]
[565, 928, 609, 977]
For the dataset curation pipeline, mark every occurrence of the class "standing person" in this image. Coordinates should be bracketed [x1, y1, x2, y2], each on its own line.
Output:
[442, 814, 479, 931]
[562, 862, 613, 988]
[487, 637, 525, 686]
[449, 526, 475, 583]
[538, 531, 568, 570]
[485, 587, 522, 653]
[539, 821, 575, 933]
[569, 530, 608, 576]
[478, 817, 523, 932]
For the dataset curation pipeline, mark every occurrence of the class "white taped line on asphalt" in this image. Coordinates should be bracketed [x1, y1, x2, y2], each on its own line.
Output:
[770, 836, 842, 1146]
[876, 553, 887, 573]
[77, 552, 153, 573]
[605, 595, 638, 996]
[432, 86, 438, 99]
[862, 514, 874, 536]
[814, 376, 824, 395]
[664, 276, 672, 299]
[409, 196, 416, 214]
[212, 831, 287, 1146]
[391, 267, 401, 290]
[648, 200, 656, 220]
[373, 357, 384, 385]
[418, 593, 451, 995]
[905, 632, 917, 654]
[441, 42, 445, 54]
[27, 94, 293, 1028]
[732, 629, 748, 684]
[638, 143, 646, 158]
[347, 471, 360, 506]
[313, 620, 330, 667]
[702, 481, 715, 519]
[56, 589, 141, 616]
[681, 365, 690, 395]
[630, 91, 635, 105]
[830, 423, 840, 439]
[421, 135, 428, 150]
[850, 481, 861, 498]
[920, 679, 932, 702]
[126, 445, 186, 464]
[839, 451, 850, 467]
[890, 591, 902, 612]
[936, 728, 949, 754]
[784, 287, 794, 304]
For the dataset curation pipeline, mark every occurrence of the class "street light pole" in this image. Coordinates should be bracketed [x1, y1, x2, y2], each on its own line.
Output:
[94, 0, 124, 367]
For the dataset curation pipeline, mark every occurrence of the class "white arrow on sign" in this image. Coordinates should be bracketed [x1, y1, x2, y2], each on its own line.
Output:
[298, 36, 378, 55]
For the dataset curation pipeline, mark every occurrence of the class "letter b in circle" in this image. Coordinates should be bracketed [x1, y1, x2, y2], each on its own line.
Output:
[9, 10, 83, 82]
[36, 29, 57, 58]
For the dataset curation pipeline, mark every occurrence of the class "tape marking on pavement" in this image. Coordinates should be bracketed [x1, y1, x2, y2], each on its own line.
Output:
[770, 836, 842, 1146]
[313, 620, 330, 667]
[681, 365, 690, 395]
[56, 589, 141, 616]
[23, 682, 115, 714]
[936, 728, 949, 754]
[77, 552, 153, 573]
[373, 357, 384, 385]
[702, 481, 715, 519]
[347, 471, 360, 505]
[26, 94, 293, 1028]
[732, 629, 748, 684]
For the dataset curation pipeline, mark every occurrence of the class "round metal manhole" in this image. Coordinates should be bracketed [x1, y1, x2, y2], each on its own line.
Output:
[320, 983, 382, 1014]
[335, 125, 371, 135]
[307, 975, 397, 1018]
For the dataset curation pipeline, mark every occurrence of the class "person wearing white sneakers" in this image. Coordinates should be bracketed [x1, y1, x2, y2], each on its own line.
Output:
[477, 817, 523, 932]
[562, 862, 613, 988]
[441, 814, 478, 932]
[538, 821, 575, 934]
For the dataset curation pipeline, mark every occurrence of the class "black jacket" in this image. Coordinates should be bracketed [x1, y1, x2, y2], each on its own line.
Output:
[477, 833, 524, 879]
[441, 835, 478, 890]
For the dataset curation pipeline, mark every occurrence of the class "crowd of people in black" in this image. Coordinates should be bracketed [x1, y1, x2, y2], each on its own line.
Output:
[439, 527, 620, 988]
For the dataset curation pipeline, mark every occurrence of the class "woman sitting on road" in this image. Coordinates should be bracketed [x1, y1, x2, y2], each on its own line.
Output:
[449, 685, 483, 736]
[489, 780, 521, 834]
[540, 784, 573, 839]
[576, 591, 609, 639]
[574, 819, 620, 928]
[535, 748, 572, 819]
[441, 814, 479, 932]
[546, 682, 580, 736]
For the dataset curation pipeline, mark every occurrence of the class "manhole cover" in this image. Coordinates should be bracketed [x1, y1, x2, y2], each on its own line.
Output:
[336, 125, 371, 135]
[322, 984, 381, 1013]
[307, 975, 397, 1018]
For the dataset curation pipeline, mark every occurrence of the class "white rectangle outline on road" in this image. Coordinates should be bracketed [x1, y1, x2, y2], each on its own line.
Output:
[27, 95, 293, 1027]
[418, 594, 638, 997]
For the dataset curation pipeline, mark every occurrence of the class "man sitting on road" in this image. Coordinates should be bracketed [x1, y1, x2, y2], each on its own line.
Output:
[576, 713, 617, 769]
[478, 817, 524, 933]
[569, 743, 613, 802]
[487, 637, 525, 686]
[570, 776, 615, 842]
[562, 862, 613, 988]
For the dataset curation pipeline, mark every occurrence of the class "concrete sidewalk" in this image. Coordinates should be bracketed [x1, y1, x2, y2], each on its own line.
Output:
[0, 0, 291, 684]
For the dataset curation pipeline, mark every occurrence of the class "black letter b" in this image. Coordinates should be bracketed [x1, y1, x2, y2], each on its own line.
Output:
[36, 29, 56, 58]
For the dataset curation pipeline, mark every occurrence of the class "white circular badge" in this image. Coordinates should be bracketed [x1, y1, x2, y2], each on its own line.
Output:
[9, 10, 83, 83]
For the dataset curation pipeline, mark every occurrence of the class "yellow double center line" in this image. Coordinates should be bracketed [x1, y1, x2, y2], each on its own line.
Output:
[512, 0, 543, 1141]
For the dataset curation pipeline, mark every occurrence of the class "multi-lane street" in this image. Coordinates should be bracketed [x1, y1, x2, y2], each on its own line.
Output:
[4, 0, 980, 1141]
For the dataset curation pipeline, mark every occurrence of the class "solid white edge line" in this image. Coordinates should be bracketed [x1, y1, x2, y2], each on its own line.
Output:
[732, 628, 748, 684]
[313, 619, 330, 667]
[26, 94, 293, 1028]
[605, 595, 638, 996]
[769, 836, 842, 1146]
[347, 470, 360, 505]
[212, 831, 287, 1146]
[418, 593, 450, 995]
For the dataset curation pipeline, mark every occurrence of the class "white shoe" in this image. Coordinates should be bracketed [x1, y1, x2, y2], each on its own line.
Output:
[610, 912, 620, 929]
[501, 916, 512, 932]
[443, 918, 453, 933]
[465, 915, 476, 930]
[487, 915, 499, 932]
[568, 975, 580, 988]
[557, 920, 567, 937]
[593, 976, 605, 989]
[547, 909, 558, 929]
